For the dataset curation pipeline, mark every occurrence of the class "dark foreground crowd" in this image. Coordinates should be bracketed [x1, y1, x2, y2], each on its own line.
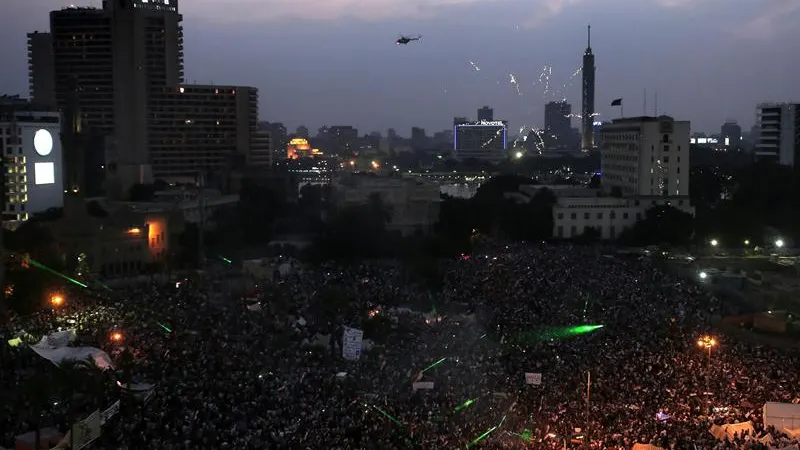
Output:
[1, 243, 799, 450]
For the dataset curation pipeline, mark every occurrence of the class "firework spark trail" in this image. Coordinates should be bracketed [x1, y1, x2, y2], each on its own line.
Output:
[509, 73, 522, 96]
[469, 61, 480, 71]
[481, 128, 504, 148]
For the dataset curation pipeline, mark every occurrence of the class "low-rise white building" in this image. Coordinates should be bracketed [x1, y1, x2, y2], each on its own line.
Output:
[102, 188, 238, 231]
[553, 195, 693, 239]
[332, 174, 441, 236]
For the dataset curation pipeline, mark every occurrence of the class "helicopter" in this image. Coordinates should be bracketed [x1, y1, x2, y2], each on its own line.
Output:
[396, 34, 422, 45]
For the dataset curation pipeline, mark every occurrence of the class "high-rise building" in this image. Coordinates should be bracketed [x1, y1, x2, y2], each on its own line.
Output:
[296, 126, 309, 138]
[148, 85, 259, 178]
[328, 126, 358, 154]
[720, 120, 742, 149]
[453, 119, 508, 162]
[544, 101, 572, 151]
[27, 32, 56, 108]
[755, 103, 800, 167]
[600, 116, 690, 196]
[477, 106, 494, 121]
[44, 1, 183, 184]
[581, 25, 596, 152]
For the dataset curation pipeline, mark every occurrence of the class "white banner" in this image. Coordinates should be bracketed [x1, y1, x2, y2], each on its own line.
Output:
[342, 327, 363, 361]
[525, 372, 542, 385]
[412, 382, 434, 392]
[99, 400, 120, 426]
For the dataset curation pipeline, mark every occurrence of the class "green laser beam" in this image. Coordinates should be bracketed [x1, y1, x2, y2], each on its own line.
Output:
[29, 258, 88, 288]
[372, 405, 403, 426]
[466, 425, 497, 448]
[454, 398, 476, 412]
[157, 322, 172, 333]
[422, 357, 447, 373]
[218, 255, 232, 264]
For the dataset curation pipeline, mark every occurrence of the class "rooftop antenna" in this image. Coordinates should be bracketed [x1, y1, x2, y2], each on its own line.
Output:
[655, 90, 659, 116]
[587, 24, 591, 49]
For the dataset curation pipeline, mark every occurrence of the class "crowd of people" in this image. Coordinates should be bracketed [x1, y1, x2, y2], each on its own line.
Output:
[1, 242, 799, 450]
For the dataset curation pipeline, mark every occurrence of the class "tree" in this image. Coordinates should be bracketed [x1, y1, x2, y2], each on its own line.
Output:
[4, 223, 65, 313]
[618, 205, 694, 246]
[311, 193, 394, 259]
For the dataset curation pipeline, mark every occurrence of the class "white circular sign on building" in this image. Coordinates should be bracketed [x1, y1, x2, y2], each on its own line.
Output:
[34, 129, 53, 156]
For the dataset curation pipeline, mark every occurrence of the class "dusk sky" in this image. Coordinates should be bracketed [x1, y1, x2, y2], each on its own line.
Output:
[1, 0, 799, 136]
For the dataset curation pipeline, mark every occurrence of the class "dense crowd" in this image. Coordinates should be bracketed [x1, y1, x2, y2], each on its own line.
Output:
[1, 243, 799, 450]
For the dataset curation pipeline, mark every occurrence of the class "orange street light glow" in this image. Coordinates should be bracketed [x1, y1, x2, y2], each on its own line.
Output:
[50, 294, 64, 307]
[697, 335, 716, 349]
[128, 227, 142, 235]
[110, 332, 123, 342]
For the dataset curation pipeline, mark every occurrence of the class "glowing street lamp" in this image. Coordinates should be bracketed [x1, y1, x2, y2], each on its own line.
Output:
[50, 294, 65, 307]
[744, 240, 750, 246]
[110, 331, 124, 343]
[775, 239, 785, 248]
[709, 239, 718, 247]
[697, 335, 716, 355]
[698, 271, 708, 280]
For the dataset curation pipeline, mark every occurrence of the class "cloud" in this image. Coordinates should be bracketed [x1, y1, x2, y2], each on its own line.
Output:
[733, 0, 800, 40]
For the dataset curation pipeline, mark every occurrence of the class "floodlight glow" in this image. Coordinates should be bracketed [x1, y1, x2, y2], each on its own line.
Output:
[34, 129, 53, 156]
[699, 271, 708, 279]
[34, 162, 55, 185]
[775, 239, 784, 248]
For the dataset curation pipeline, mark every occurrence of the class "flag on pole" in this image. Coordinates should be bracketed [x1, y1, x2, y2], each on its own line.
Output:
[610, 98, 622, 106]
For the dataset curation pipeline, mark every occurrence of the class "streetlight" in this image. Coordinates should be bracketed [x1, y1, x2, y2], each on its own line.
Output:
[709, 239, 718, 247]
[775, 239, 785, 248]
[699, 271, 708, 280]
[110, 331, 124, 343]
[744, 240, 750, 246]
[50, 294, 64, 307]
[697, 335, 716, 412]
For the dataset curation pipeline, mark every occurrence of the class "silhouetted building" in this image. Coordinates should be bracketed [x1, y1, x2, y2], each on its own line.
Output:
[46, 1, 184, 185]
[581, 25, 596, 152]
[720, 120, 742, 149]
[544, 101, 572, 151]
[755, 103, 800, 167]
[411, 127, 427, 148]
[600, 116, 690, 196]
[477, 106, 494, 121]
[296, 125, 309, 138]
[328, 126, 358, 155]
[27, 32, 56, 108]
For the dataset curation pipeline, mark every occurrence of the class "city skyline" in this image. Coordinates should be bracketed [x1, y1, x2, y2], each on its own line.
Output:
[1, 0, 798, 135]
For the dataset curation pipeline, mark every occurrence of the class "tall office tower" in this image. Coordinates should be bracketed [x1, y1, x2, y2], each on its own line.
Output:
[47, 0, 183, 183]
[600, 116, 690, 196]
[477, 106, 494, 121]
[581, 25, 596, 152]
[755, 103, 800, 167]
[107, 0, 184, 170]
[544, 101, 572, 150]
[27, 32, 56, 108]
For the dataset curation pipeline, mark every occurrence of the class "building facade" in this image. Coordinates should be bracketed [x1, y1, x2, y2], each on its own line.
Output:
[148, 84, 258, 179]
[544, 101, 572, 151]
[27, 32, 56, 108]
[477, 106, 494, 121]
[553, 195, 694, 240]
[453, 120, 508, 161]
[755, 103, 800, 167]
[600, 116, 690, 196]
[332, 174, 441, 236]
[0, 105, 64, 226]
